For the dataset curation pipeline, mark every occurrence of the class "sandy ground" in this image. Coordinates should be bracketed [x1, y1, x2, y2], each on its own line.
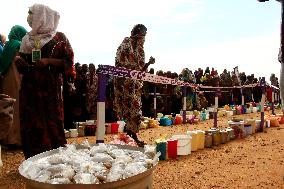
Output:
[0, 110, 283, 189]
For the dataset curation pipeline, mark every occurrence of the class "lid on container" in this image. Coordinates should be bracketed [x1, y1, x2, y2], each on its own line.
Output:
[167, 138, 178, 142]
[186, 130, 197, 135]
[196, 130, 205, 134]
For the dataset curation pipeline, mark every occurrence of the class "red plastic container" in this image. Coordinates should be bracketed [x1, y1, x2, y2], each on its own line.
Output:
[111, 122, 119, 134]
[167, 138, 178, 159]
[175, 116, 182, 125]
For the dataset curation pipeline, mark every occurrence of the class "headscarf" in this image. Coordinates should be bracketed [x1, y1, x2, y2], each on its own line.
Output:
[20, 4, 60, 54]
[0, 25, 27, 75]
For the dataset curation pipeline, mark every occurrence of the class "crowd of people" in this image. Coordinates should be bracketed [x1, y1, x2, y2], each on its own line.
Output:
[0, 3, 280, 158]
[71, 62, 279, 121]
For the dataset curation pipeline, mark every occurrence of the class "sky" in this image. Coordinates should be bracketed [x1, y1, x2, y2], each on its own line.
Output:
[1, 0, 281, 83]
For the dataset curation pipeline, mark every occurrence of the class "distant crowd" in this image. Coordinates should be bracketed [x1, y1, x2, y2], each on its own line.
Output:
[68, 63, 279, 129]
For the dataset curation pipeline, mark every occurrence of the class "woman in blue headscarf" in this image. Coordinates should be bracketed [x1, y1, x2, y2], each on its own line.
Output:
[0, 25, 27, 146]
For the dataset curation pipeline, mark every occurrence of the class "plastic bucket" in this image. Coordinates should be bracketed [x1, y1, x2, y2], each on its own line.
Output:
[172, 135, 191, 155]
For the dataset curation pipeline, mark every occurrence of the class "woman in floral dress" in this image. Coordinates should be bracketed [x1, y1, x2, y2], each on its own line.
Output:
[113, 24, 155, 146]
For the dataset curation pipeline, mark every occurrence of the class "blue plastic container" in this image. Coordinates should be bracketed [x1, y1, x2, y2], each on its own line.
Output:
[156, 141, 167, 160]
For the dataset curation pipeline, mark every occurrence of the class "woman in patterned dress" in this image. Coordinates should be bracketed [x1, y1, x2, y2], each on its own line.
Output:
[113, 24, 155, 146]
[15, 4, 76, 159]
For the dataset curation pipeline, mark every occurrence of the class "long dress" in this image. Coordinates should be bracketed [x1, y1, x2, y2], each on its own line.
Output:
[113, 37, 144, 132]
[18, 32, 75, 159]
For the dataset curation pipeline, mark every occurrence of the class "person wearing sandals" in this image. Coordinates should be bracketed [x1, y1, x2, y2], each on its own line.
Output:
[113, 24, 155, 146]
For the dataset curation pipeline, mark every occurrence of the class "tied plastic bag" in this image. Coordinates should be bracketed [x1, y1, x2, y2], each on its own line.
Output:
[110, 133, 137, 146]
[144, 145, 156, 159]
[0, 95, 16, 141]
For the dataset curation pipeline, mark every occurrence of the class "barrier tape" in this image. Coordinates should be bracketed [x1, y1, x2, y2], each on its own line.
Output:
[97, 64, 279, 91]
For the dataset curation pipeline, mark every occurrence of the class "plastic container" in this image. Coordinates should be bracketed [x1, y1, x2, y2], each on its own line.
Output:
[226, 111, 232, 117]
[266, 120, 270, 128]
[175, 115, 182, 125]
[117, 121, 126, 133]
[105, 123, 112, 134]
[111, 122, 119, 134]
[270, 117, 280, 127]
[206, 113, 209, 120]
[246, 119, 256, 133]
[196, 130, 205, 150]
[226, 127, 235, 141]
[85, 124, 96, 136]
[200, 112, 207, 121]
[204, 133, 213, 148]
[244, 124, 252, 136]
[220, 130, 228, 144]
[172, 135, 191, 155]
[252, 107, 258, 113]
[69, 129, 78, 138]
[186, 131, 198, 151]
[229, 121, 245, 139]
[246, 108, 251, 114]
[167, 138, 178, 159]
[78, 126, 85, 137]
[159, 117, 172, 126]
[159, 117, 168, 126]
[212, 131, 221, 146]
[64, 130, 70, 138]
[255, 120, 261, 132]
[156, 140, 167, 160]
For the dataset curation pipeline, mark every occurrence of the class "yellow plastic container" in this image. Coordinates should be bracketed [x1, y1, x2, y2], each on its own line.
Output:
[186, 131, 198, 152]
[196, 130, 205, 150]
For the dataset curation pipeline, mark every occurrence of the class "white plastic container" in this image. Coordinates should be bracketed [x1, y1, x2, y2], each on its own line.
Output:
[171, 135, 191, 155]
[69, 129, 78, 138]
[117, 121, 126, 133]
[252, 107, 258, 113]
